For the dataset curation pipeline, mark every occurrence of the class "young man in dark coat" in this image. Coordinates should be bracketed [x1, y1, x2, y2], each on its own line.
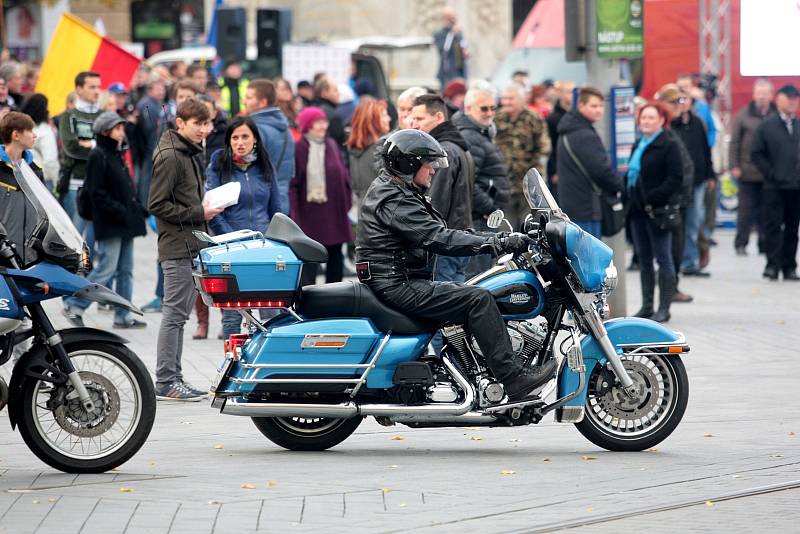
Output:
[555, 87, 622, 238]
[751, 84, 800, 281]
[410, 94, 474, 282]
[62, 112, 147, 329]
[148, 98, 223, 401]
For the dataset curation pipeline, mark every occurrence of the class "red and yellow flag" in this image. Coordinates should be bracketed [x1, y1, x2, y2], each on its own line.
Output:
[35, 14, 142, 115]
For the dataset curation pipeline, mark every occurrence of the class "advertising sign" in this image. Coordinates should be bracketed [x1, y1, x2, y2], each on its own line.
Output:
[597, 0, 644, 59]
[609, 86, 637, 174]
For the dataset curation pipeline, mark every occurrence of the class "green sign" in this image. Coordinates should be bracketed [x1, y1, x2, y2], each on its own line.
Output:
[597, 0, 644, 59]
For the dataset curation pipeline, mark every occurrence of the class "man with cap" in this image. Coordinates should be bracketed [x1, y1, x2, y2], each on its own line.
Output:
[62, 111, 147, 329]
[751, 84, 800, 281]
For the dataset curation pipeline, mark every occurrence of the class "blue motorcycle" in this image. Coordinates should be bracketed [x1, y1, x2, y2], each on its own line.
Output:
[196, 169, 689, 452]
[0, 162, 155, 472]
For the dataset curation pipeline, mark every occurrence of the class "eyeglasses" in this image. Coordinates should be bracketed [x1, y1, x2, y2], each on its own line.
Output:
[479, 105, 497, 113]
[668, 97, 688, 105]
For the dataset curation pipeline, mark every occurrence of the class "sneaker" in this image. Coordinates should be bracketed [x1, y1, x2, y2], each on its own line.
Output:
[141, 297, 162, 313]
[156, 381, 205, 401]
[61, 307, 85, 327]
[113, 317, 147, 329]
[180, 380, 208, 397]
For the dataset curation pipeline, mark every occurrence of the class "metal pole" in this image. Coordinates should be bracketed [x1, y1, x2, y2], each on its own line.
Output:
[583, 0, 627, 317]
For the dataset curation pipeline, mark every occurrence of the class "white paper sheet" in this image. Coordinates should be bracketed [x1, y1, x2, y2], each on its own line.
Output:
[203, 181, 241, 210]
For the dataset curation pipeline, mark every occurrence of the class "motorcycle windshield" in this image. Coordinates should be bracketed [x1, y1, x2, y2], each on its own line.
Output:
[14, 161, 85, 268]
[523, 168, 563, 217]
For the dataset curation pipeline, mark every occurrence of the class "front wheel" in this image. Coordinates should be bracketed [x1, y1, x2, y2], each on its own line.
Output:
[252, 416, 362, 451]
[575, 353, 688, 451]
[17, 342, 156, 473]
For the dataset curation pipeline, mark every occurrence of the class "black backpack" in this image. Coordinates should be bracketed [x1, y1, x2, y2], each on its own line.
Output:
[76, 185, 93, 221]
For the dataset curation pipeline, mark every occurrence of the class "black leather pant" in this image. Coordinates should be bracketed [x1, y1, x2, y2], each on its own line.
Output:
[368, 278, 519, 381]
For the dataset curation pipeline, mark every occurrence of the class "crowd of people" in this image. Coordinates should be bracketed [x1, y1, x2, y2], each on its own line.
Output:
[0, 31, 797, 400]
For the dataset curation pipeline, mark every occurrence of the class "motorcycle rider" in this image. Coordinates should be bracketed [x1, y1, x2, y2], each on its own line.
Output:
[356, 129, 556, 400]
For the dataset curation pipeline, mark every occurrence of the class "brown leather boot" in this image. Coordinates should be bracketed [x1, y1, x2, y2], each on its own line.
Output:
[193, 296, 209, 339]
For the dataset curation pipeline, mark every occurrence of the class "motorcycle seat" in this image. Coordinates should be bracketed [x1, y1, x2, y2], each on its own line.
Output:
[297, 281, 437, 335]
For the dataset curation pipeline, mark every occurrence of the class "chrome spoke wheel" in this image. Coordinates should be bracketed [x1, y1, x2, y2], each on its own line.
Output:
[273, 416, 346, 436]
[32, 350, 143, 461]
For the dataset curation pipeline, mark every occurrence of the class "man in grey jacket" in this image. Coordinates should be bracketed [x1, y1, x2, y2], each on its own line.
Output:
[148, 98, 222, 401]
[729, 79, 775, 256]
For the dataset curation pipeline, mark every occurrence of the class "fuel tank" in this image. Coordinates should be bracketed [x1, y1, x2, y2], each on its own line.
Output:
[475, 269, 545, 320]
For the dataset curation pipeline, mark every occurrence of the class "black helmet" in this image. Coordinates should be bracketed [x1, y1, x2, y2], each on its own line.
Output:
[380, 129, 449, 182]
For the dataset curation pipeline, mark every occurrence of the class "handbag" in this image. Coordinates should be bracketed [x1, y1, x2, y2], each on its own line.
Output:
[562, 135, 626, 236]
[636, 174, 681, 231]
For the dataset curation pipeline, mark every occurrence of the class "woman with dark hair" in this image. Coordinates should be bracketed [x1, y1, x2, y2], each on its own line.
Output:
[206, 115, 283, 338]
[626, 101, 684, 323]
[20, 93, 59, 192]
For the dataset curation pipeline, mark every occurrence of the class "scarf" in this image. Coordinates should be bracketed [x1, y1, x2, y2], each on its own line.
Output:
[627, 129, 662, 190]
[305, 134, 327, 203]
[75, 98, 99, 114]
[232, 149, 257, 170]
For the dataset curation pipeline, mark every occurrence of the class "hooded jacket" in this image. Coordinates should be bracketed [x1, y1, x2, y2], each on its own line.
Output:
[555, 111, 622, 221]
[85, 134, 147, 241]
[205, 148, 282, 235]
[427, 120, 473, 230]
[452, 111, 510, 220]
[147, 129, 208, 261]
[356, 169, 496, 284]
[250, 107, 295, 214]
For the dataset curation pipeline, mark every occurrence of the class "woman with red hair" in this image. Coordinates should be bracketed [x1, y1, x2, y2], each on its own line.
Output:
[346, 98, 391, 204]
[626, 101, 683, 323]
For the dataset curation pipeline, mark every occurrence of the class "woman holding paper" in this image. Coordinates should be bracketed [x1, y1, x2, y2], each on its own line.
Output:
[206, 115, 282, 338]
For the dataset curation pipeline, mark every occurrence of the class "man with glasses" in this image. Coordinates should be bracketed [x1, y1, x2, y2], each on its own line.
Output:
[452, 80, 510, 278]
[554, 87, 621, 239]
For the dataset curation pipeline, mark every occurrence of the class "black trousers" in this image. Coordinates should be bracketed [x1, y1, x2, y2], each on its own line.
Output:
[301, 244, 344, 286]
[763, 188, 800, 273]
[735, 181, 765, 251]
[368, 278, 519, 381]
[671, 207, 688, 280]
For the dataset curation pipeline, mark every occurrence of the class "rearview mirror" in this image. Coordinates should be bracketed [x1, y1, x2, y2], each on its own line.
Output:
[486, 210, 505, 229]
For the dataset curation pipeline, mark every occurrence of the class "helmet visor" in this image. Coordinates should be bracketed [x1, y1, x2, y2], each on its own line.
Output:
[423, 155, 449, 169]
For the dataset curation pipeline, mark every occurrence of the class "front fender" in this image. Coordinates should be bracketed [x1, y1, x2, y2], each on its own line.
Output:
[557, 317, 687, 408]
[7, 328, 130, 429]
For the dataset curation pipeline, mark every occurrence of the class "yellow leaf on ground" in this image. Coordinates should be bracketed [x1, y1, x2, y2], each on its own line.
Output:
[542, 458, 551, 462]
[647, 448, 658, 452]
[770, 454, 784, 458]
[267, 480, 277, 487]
[789, 432, 796, 436]
[213, 444, 224, 449]
[586, 507, 593, 512]
[47, 498, 57, 503]
[382, 488, 392, 493]
[462, 427, 481, 430]
[470, 436, 483, 441]
[582, 455, 597, 461]
[705, 500, 714, 507]
[389, 465, 399, 469]
[119, 487, 134, 493]
[390, 436, 404, 441]
[703, 433, 714, 438]
[399, 503, 407, 508]
[241, 483, 256, 490]
[500, 470, 516, 475]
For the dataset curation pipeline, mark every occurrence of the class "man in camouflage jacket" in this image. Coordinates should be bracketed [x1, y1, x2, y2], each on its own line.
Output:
[495, 83, 551, 229]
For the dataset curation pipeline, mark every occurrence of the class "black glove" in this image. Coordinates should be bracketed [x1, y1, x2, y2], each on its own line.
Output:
[498, 232, 532, 254]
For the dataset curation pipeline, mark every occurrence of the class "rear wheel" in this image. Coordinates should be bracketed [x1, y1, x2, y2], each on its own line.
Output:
[575, 353, 688, 451]
[252, 416, 362, 451]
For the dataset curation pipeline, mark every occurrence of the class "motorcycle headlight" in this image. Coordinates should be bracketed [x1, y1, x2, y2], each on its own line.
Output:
[603, 261, 618, 293]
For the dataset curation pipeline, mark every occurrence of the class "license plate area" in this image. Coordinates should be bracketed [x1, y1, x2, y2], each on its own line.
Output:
[210, 354, 235, 394]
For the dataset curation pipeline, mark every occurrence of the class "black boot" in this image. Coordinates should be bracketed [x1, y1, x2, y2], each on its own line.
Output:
[651, 271, 675, 323]
[633, 270, 655, 318]
[503, 359, 558, 401]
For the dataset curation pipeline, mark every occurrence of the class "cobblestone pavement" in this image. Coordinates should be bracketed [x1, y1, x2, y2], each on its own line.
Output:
[1, 230, 799, 533]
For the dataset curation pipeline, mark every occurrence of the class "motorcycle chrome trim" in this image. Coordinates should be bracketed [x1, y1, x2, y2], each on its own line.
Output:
[581, 308, 636, 391]
[239, 362, 373, 369]
[482, 375, 559, 414]
[0, 376, 8, 412]
[539, 366, 587, 417]
[238, 309, 267, 332]
[230, 377, 364, 384]
[350, 332, 390, 398]
[46, 333, 63, 347]
[387, 411, 498, 425]
[554, 405, 585, 423]
[466, 264, 507, 286]
[219, 356, 476, 419]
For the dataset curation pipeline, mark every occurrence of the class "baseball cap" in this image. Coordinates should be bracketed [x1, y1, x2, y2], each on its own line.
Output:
[93, 111, 126, 134]
[777, 84, 799, 98]
[107, 82, 127, 94]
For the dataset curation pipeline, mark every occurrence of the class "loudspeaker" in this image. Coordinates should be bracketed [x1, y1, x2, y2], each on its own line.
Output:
[256, 8, 292, 72]
[216, 7, 247, 62]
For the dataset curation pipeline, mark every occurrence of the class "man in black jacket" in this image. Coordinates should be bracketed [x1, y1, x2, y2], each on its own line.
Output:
[751, 84, 800, 281]
[452, 80, 510, 278]
[555, 87, 622, 238]
[410, 94, 473, 282]
[356, 129, 555, 401]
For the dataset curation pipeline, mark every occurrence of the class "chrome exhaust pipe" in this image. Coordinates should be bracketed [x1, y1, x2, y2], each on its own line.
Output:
[387, 411, 497, 424]
[219, 357, 477, 420]
[0, 376, 8, 412]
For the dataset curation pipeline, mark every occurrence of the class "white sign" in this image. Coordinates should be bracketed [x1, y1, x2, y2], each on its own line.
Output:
[282, 44, 351, 90]
[740, 0, 800, 76]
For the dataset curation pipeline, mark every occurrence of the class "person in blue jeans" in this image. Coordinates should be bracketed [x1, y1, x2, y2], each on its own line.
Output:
[206, 115, 283, 339]
[63, 112, 147, 328]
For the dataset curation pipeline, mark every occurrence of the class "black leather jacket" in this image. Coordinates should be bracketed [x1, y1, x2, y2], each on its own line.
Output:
[355, 170, 496, 283]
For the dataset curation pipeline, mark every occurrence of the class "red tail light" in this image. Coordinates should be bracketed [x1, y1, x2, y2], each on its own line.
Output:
[212, 300, 286, 309]
[200, 277, 231, 294]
